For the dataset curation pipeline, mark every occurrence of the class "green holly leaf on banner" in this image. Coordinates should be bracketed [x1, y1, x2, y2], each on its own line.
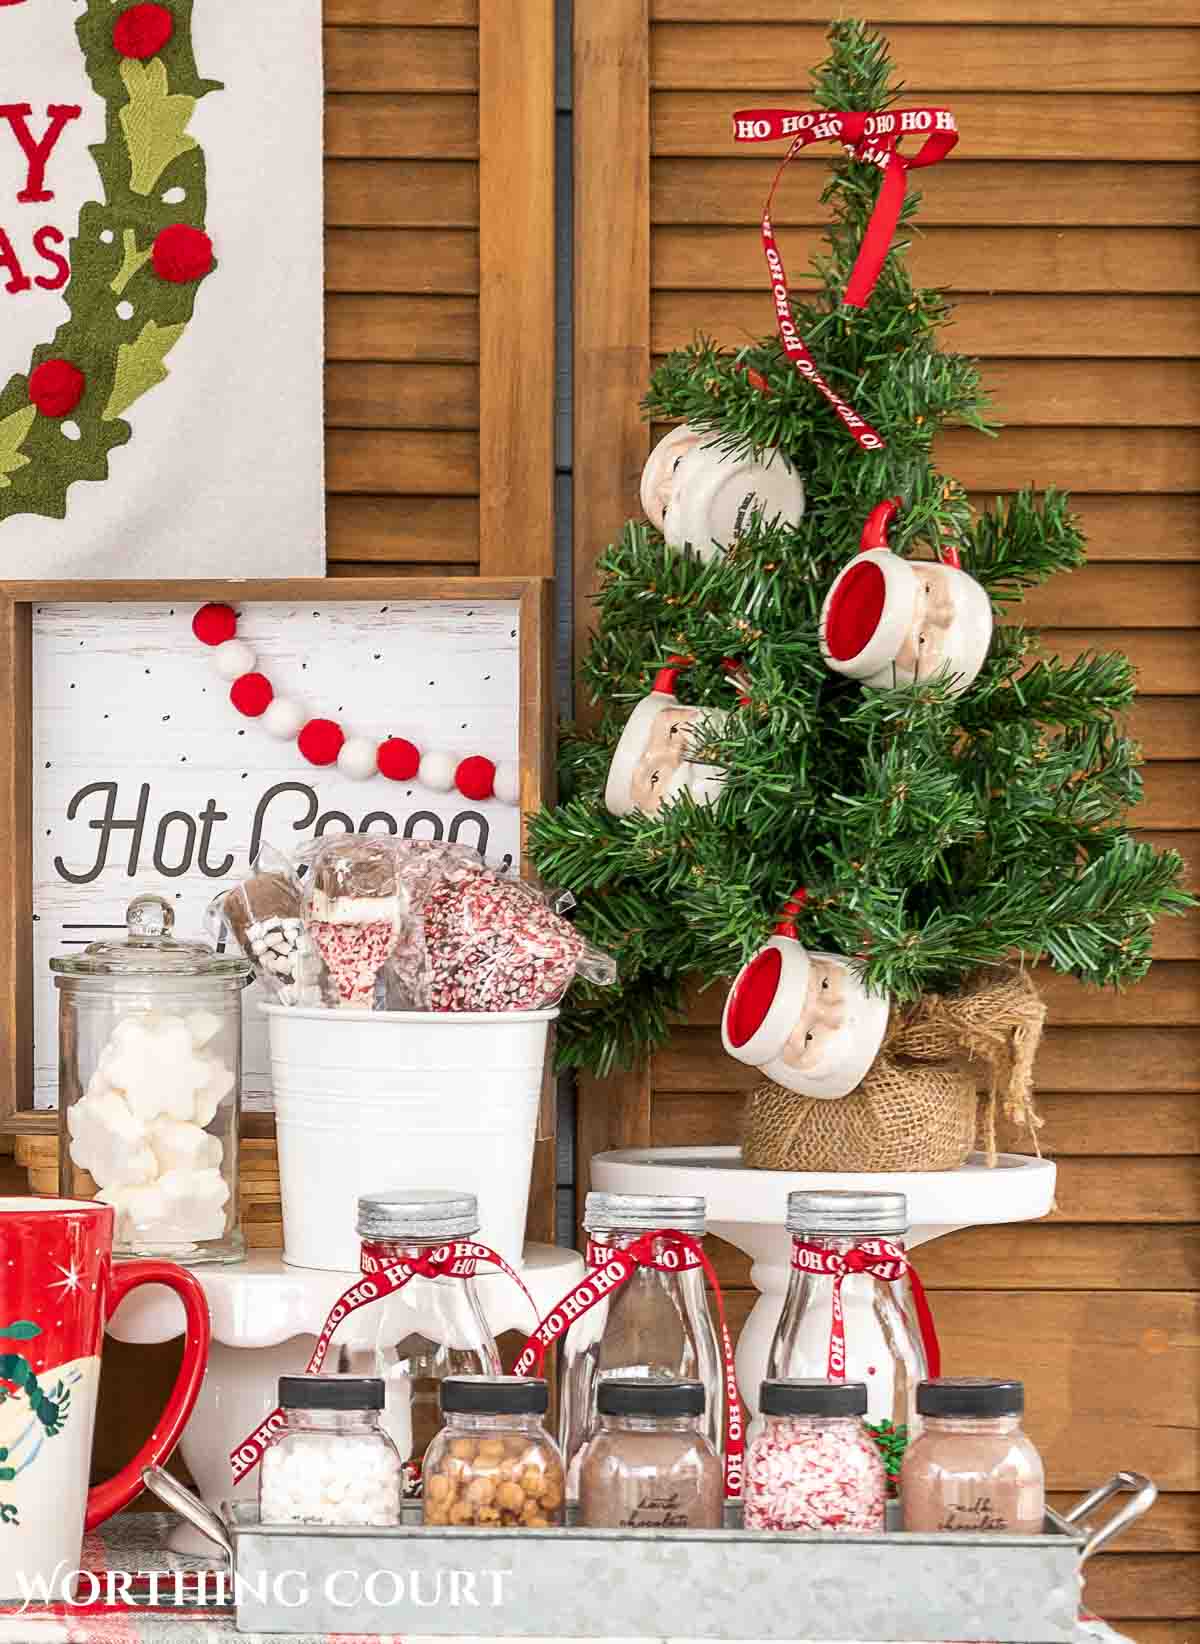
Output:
[118, 57, 198, 196]
[0, 1321, 41, 1341]
[0, 406, 37, 490]
[103, 320, 188, 421]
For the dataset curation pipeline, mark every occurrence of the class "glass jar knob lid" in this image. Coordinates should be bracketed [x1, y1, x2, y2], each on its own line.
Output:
[50, 893, 252, 978]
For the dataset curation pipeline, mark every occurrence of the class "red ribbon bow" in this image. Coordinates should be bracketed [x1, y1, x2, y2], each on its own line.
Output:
[229, 1238, 539, 1483]
[790, 1236, 941, 1381]
[514, 1229, 745, 1498]
[732, 104, 959, 452]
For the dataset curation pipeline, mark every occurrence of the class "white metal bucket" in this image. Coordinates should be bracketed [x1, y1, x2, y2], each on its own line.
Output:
[263, 1005, 557, 1272]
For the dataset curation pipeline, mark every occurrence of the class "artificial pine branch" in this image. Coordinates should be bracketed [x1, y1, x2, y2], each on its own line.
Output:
[530, 17, 1193, 1078]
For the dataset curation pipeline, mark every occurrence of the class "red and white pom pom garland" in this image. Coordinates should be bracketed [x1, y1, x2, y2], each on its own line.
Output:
[192, 604, 519, 806]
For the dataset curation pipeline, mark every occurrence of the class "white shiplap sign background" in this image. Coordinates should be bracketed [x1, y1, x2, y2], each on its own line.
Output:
[32, 600, 523, 1107]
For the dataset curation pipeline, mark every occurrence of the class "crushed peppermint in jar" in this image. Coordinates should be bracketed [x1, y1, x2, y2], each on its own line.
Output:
[744, 1379, 886, 1533]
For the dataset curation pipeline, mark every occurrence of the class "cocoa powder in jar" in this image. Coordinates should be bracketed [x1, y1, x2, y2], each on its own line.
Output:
[578, 1379, 722, 1530]
[901, 1378, 1044, 1534]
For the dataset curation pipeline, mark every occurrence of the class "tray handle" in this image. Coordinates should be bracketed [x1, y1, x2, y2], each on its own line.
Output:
[1062, 1471, 1157, 1563]
[141, 1465, 234, 1565]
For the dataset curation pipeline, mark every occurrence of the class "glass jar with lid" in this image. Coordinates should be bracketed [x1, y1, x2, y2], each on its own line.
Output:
[767, 1190, 928, 1436]
[901, 1378, 1045, 1533]
[578, 1379, 723, 1530]
[259, 1374, 404, 1528]
[51, 892, 249, 1263]
[326, 1189, 502, 1493]
[744, 1378, 887, 1532]
[422, 1376, 565, 1528]
[559, 1192, 723, 1500]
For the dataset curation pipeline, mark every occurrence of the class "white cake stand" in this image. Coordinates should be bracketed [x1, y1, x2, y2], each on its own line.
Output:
[590, 1147, 1056, 1413]
[108, 1242, 585, 1554]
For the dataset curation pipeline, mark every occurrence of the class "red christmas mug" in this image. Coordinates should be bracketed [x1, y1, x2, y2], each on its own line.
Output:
[0, 1197, 209, 1602]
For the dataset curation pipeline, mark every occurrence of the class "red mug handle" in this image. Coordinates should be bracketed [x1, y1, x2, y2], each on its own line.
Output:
[85, 1260, 211, 1531]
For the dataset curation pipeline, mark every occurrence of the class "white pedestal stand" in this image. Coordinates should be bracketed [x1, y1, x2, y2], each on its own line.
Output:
[591, 1147, 1056, 1413]
[108, 1243, 585, 1554]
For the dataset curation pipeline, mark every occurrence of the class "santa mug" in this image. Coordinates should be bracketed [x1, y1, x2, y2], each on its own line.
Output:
[641, 423, 805, 562]
[820, 498, 994, 694]
[605, 660, 729, 818]
[721, 893, 890, 1099]
[0, 1198, 209, 1601]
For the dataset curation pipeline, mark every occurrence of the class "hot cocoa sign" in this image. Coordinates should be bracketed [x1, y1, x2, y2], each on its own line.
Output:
[31, 599, 526, 1105]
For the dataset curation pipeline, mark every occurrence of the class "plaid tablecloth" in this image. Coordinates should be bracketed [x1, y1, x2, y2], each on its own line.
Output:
[0, 1512, 1139, 1644]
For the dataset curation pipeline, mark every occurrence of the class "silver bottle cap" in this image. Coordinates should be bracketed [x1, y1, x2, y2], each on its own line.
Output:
[785, 1189, 908, 1237]
[584, 1192, 706, 1235]
[357, 1189, 479, 1241]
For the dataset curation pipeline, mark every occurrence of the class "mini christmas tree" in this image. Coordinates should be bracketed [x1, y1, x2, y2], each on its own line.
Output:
[529, 19, 1190, 1084]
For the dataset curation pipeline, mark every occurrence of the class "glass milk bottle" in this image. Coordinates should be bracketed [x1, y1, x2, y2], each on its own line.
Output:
[767, 1190, 927, 1436]
[327, 1190, 502, 1494]
[560, 1192, 722, 1500]
[51, 893, 249, 1263]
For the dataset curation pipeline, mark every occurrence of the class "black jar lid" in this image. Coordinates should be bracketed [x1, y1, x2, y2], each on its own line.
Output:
[759, 1378, 868, 1418]
[441, 1376, 549, 1416]
[278, 1375, 385, 1412]
[597, 1378, 705, 1419]
[917, 1378, 1025, 1418]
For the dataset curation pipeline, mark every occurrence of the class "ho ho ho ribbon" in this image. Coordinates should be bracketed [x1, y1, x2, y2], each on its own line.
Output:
[512, 1231, 745, 1499]
[229, 1239, 539, 1484]
[732, 104, 959, 453]
[791, 1236, 942, 1382]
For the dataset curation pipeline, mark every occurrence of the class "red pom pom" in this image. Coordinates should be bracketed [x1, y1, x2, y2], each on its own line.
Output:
[191, 602, 237, 646]
[455, 756, 496, 802]
[298, 719, 345, 766]
[29, 359, 85, 418]
[113, 2, 174, 59]
[153, 223, 214, 285]
[230, 673, 274, 718]
[378, 737, 420, 782]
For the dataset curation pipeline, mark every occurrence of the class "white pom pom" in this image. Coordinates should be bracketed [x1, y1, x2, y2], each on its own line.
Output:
[213, 639, 256, 681]
[419, 750, 456, 792]
[338, 737, 378, 781]
[494, 761, 520, 807]
[262, 697, 304, 740]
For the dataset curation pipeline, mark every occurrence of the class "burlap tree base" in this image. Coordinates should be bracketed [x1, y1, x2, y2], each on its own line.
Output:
[742, 969, 1047, 1173]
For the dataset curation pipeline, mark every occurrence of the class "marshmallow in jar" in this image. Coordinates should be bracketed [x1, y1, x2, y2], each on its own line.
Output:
[51, 893, 250, 1263]
[721, 891, 889, 1099]
[641, 423, 806, 561]
[820, 498, 994, 695]
[260, 1375, 404, 1529]
[605, 662, 728, 819]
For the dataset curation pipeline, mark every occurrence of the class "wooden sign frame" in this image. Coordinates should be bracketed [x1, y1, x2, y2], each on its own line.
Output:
[0, 576, 554, 1136]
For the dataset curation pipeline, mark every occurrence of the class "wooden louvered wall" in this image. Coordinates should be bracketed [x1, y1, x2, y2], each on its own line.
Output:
[574, 5, 1200, 1639]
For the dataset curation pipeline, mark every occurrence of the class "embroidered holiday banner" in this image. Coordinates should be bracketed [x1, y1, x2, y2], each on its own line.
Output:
[0, 0, 324, 575]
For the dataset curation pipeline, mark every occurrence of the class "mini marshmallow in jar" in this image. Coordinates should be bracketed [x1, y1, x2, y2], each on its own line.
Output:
[721, 890, 889, 1100]
[641, 423, 805, 562]
[605, 659, 729, 819]
[820, 498, 994, 695]
[51, 894, 250, 1263]
[259, 1375, 404, 1529]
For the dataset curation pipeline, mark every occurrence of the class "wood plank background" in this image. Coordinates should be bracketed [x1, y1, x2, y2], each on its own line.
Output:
[574, 4, 1200, 1638]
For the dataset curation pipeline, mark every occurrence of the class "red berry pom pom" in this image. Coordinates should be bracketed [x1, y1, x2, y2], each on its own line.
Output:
[29, 360, 85, 418]
[230, 673, 274, 718]
[455, 756, 496, 802]
[113, 2, 174, 59]
[153, 223, 214, 285]
[377, 737, 420, 782]
[191, 602, 237, 646]
[298, 719, 345, 767]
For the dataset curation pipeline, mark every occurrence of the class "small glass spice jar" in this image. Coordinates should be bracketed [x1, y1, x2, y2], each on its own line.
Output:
[901, 1378, 1045, 1534]
[51, 893, 250, 1263]
[578, 1379, 723, 1530]
[259, 1375, 404, 1528]
[560, 1192, 723, 1498]
[744, 1379, 886, 1533]
[422, 1376, 565, 1528]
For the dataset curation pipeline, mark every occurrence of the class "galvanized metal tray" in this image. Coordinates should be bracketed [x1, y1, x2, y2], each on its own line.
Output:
[144, 1467, 1155, 1642]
